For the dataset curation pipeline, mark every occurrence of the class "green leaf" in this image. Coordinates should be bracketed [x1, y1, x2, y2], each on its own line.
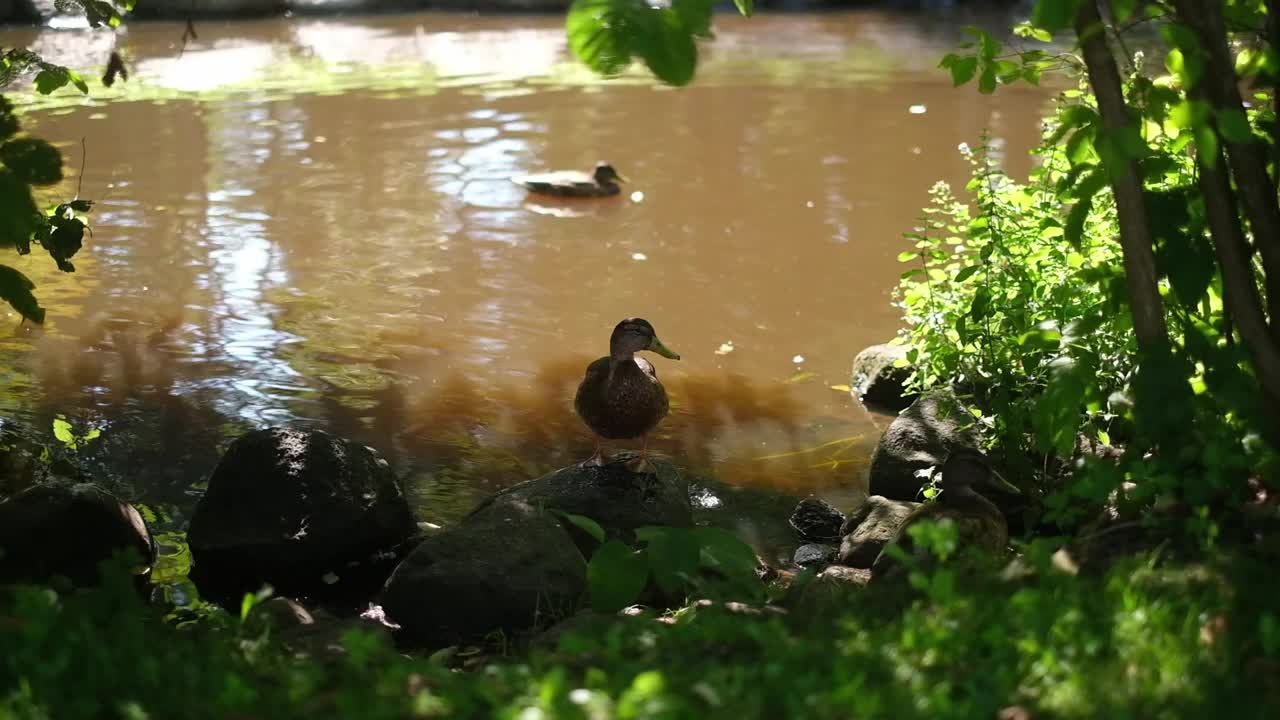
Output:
[673, 0, 715, 38]
[47, 215, 85, 272]
[553, 510, 606, 545]
[52, 416, 75, 447]
[1031, 0, 1080, 33]
[644, 528, 701, 595]
[1111, 0, 1137, 22]
[0, 138, 63, 185]
[566, 0, 638, 77]
[896, 251, 918, 263]
[1018, 325, 1063, 350]
[953, 265, 980, 282]
[1194, 124, 1220, 166]
[1132, 348, 1196, 446]
[639, 8, 698, 86]
[1215, 108, 1255, 143]
[1034, 355, 1086, 456]
[1065, 125, 1097, 164]
[588, 539, 649, 613]
[566, 0, 700, 86]
[977, 64, 997, 94]
[692, 527, 759, 592]
[0, 170, 38, 251]
[0, 96, 19, 143]
[33, 65, 88, 95]
[1148, 189, 1215, 307]
[1064, 170, 1107, 247]
[731, 0, 752, 17]
[941, 54, 979, 86]
[969, 286, 994, 320]
[0, 264, 45, 324]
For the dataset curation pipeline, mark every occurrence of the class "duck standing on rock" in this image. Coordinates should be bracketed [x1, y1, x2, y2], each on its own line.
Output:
[511, 162, 627, 198]
[574, 318, 680, 472]
[871, 448, 1019, 582]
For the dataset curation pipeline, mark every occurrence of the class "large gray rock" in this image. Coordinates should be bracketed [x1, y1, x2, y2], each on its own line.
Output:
[837, 495, 920, 568]
[188, 428, 417, 604]
[474, 453, 692, 556]
[381, 498, 586, 645]
[850, 343, 916, 412]
[867, 390, 979, 501]
[0, 481, 155, 587]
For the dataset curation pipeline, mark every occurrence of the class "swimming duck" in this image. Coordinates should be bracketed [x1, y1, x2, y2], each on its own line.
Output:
[574, 318, 680, 472]
[870, 448, 1018, 581]
[512, 162, 627, 198]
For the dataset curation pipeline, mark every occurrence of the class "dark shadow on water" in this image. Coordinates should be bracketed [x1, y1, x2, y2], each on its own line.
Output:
[8, 320, 880, 592]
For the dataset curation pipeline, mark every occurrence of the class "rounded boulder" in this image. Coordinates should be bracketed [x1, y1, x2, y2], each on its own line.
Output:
[0, 481, 155, 587]
[187, 428, 416, 603]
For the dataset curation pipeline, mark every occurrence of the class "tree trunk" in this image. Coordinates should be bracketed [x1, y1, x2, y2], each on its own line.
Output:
[1175, 0, 1280, 333]
[1073, 1, 1169, 352]
[1190, 128, 1280, 437]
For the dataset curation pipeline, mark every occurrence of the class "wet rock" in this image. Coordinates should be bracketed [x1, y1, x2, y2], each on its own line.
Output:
[788, 496, 844, 543]
[474, 452, 692, 556]
[0, 481, 155, 587]
[792, 543, 835, 569]
[867, 389, 979, 501]
[381, 498, 585, 646]
[187, 428, 417, 605]
[850, 343, 916, 412]
[837, 495, 920, 568]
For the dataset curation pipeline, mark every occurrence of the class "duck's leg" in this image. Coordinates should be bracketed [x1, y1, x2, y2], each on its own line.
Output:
[582, 436, 608, 467]
[626, 434, 655, 474]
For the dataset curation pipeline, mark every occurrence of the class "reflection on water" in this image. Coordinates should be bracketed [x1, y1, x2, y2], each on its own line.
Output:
[0, 10, 1054, 533]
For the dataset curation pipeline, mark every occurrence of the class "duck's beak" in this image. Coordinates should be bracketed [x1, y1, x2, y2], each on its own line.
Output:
[648, 336, 680, 360]
[983, 468, 1022, 496]
[614, 173, 629, 183]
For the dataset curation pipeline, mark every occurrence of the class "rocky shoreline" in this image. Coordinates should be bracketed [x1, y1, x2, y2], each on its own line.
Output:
[0, 339, 1066, 648]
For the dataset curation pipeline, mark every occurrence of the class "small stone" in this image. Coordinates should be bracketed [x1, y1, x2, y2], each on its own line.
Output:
[788, 497, 844, 543]
[850, 343, 915, 412]
[792, 543, 835, 569]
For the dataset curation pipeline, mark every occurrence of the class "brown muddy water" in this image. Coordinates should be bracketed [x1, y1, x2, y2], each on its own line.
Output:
[0, 10, 1055, 563]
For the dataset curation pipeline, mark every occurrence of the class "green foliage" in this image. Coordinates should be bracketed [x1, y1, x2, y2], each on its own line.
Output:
[3, 549, 1278, 719]
[0, 2, 120, 323]
[896, 130, 1133, 493]
[898, 0, 1280, 523]
[54, 0, 136, 28]
[51, 414, 101, 451]
[0, 263, 43, 324]
[565, 0, 755, 86]
[584, 525, 764, 611]
[588, 540, 650, 613]
[0, 137, 63, 185]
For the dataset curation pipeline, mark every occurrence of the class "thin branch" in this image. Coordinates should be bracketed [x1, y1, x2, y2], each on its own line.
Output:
[75, 137, 86, 200]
